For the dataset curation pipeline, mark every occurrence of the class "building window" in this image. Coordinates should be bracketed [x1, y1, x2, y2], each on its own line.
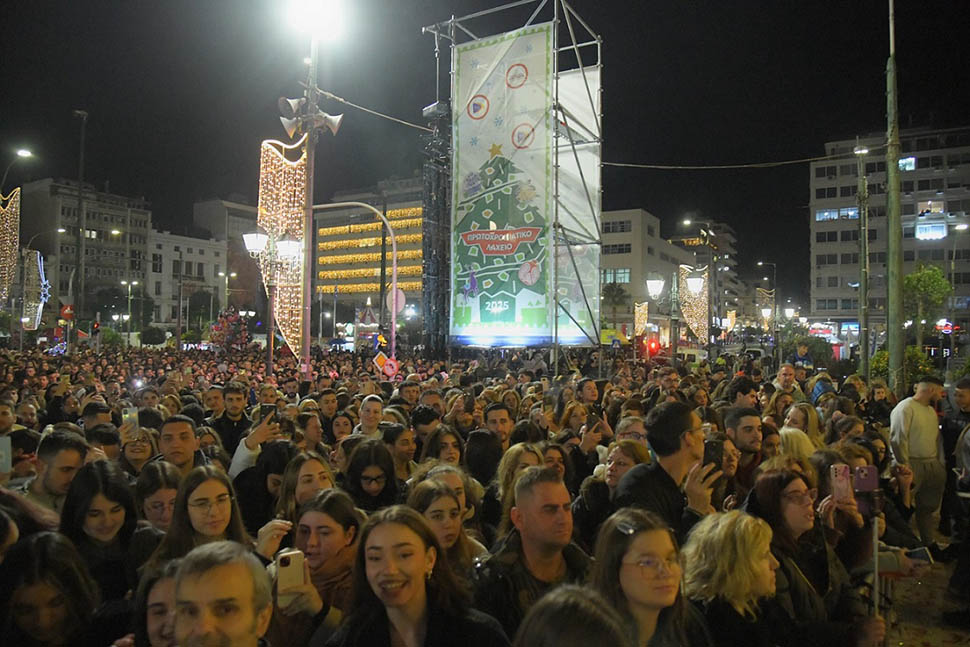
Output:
[647, 225, 655, 237]
[904, 250, 914, 261]
[840, 207, 859, 219]
[816, 276, 824, 288]
[815, 187, 838, 199]
[152, 253, 162, 273]
[197, 262, 205, 278]
[815, 209, 838, 221]
[155, 281, 161, 296]
[602, 243, 631, 255]
[827, 276, 839, 287]
[603, 220, 632, 234]
[840, 185, 857, 197]
[840, 253, 859, 265]
[840, 230, 858, 242]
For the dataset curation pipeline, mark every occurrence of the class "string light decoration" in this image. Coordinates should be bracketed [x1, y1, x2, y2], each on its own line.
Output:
[314, 280, 422, 294]
[386, 207, 422, 220]
[318, 264, 422, 280]
[316, 233, 422, 251]
[0, 188, 21, 303]
[317, 217, 422, 237]
[317, 249, 423, 266]
[257, 135, 308, 361]
[22, 250, 51, 330]
[634, 302, 649, 336]
[678, 264, 709, 342]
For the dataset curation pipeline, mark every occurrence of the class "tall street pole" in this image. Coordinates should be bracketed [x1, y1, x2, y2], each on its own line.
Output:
[886, 0, 904, 397]
[72, 109, 88, 353]
[379, 192, 388, 330]
[267, 274, 277, 377]
[176, 251, 184, 351]
[855, 142, 871, 382]
[301, 36, 320, 383]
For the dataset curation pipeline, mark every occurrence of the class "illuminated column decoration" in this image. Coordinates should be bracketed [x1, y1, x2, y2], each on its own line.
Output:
[22, 250, 51, 330]
[634, 302, 650, 336]
[678, 264, 709, 342]
[0, 188, 21, 303]
[257, 135, 308, 360]
[726, 309, 737, 333]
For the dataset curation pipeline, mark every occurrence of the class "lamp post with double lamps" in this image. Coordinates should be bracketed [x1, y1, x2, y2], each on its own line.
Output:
[757, 261, 778, 365]
[646, 272, 681, 360]
[121, 280, 138, 346]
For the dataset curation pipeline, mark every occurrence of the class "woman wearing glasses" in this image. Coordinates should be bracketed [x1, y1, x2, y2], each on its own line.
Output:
[745, 469, 885, 647]
[135, 461, 181, 532]
[144, 465, 253, 570]
[343, 438, 400, 513]
[118, 425, 159, 477]
[572, 440, 650, 551]
[589, 508, 712, 647]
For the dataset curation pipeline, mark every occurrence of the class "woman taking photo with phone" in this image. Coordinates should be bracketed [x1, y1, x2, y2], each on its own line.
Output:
[590, 508, 712, 647]
[266, 489, 362, 647]
[745, 469, 884, 647]
[326, 505, 509, 647]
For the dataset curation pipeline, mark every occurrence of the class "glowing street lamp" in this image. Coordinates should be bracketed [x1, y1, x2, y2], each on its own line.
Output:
[1, 148, 33, 192]
[218, 270, 238, 309]
[121, 279, 139, 345]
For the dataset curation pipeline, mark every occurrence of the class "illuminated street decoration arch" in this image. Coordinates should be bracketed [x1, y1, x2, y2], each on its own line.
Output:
[0, 188, 21, 303]
[678, 264, 709, 342]
[22, 250, 51, 330]
[257, 135, 307, 361]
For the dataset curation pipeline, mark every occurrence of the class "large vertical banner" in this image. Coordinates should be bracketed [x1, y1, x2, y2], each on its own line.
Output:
[451, 23, 554, 346]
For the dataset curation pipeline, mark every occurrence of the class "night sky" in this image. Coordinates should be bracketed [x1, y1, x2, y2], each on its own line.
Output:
[3, 1, 969, 304]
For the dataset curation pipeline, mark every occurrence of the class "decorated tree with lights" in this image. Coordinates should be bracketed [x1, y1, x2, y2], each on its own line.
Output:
[454, 145, 548, 326]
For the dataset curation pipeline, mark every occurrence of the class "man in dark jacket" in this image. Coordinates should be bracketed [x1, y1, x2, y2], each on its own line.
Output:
[205, 381, 252, 454]
[613, 401, 720, 544]
[474, 467, 590, 637]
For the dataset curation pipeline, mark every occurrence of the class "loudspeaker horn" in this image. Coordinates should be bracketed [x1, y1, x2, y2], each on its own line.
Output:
[279, 117, 300, 139]
[309, 111, 343, 136]
[278, 96, 305, 119]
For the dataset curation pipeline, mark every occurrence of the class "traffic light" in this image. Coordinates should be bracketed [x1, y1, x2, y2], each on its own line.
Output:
[92, 321, 101, 335]
[647, 339, 660, 357]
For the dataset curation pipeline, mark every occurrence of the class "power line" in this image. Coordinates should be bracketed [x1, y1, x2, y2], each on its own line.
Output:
[320, 90, 433, 133]
[602, 143, 888, 170]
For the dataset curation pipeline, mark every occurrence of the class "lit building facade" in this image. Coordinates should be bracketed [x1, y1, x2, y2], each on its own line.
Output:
[20, 178, 151, 317]
[313, 178, 424, 315]
[599, 208, 695, 340]
[147, 229, 227, 328]
[809, 127, 970, 335]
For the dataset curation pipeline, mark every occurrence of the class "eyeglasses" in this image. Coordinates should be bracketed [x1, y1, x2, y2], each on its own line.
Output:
[620, 432, 647, 442]
[623, 555, 682, 576]
[128, 436, 151, 445]
[187, 493, 233, 512]
[360, 474, 387, 486]
[782, 488, 818, 506]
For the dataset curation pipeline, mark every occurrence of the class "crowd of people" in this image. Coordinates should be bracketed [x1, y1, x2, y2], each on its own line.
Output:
[1, 342, 968, 647]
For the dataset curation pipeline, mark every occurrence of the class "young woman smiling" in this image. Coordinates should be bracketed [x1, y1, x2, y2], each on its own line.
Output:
[326, 505, 508, 647]
[59, 460, 162, 602]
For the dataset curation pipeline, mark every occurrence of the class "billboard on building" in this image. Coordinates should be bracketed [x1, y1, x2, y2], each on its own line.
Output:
[450, 23, 554, 346]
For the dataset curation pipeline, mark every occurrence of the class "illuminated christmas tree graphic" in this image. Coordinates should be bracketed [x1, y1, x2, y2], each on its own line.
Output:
[454, 144, 548, 328]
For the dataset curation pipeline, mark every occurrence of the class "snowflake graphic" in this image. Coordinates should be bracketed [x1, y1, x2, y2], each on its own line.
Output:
[469, 136, 479, 147]
[493, 116, 504, 127]
[525, 44, 533, 53]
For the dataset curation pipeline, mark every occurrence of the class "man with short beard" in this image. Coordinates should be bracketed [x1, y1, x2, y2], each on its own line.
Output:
[205, 382, 252, 454]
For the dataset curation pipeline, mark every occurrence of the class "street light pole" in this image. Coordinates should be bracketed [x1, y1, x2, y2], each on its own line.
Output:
[299, 37, 321, 383]
[1, 149, 33, 193]
[949, 223, 969, 380]
[854, 141, 871, 382]
[886, 0, 905, 398]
